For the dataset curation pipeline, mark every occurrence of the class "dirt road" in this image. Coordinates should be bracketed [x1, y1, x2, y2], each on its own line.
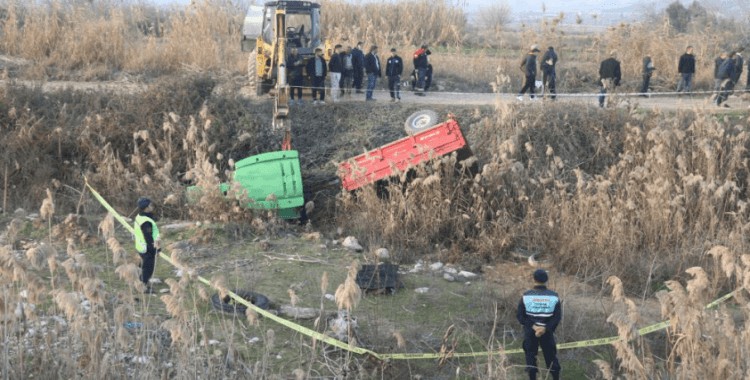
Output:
[4, 78, 747, 111]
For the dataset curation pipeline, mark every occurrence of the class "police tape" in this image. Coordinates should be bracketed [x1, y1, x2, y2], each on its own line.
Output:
[85, 179, 743, 361]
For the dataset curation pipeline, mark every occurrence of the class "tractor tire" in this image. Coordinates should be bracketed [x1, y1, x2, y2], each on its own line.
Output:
[248, 51, 263, 97]
[211, 289, 270, 315]
[404, 110, 439, 136]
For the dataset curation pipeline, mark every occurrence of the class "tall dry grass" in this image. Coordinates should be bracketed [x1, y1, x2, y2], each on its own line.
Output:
[339, 102, 750, 293]
[0, 0, 245, 80]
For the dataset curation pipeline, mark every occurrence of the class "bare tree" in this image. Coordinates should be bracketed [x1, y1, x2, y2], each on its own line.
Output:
[475, 1, 511, 34]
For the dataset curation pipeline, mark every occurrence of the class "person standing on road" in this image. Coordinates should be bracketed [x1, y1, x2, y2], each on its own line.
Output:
[676, 46, 695, 94]
[517, 269, 562, 380]
[341, 46, 354, 99]
[306, 48, 327, 105]
[518, 45, 540, 101]
[134, 197, 161, 294]
[713, 52, 727, 99]
[640, 53, 657, 97]
[730, 46, 744, 94]
[364, 45, 381, 101]
[328, 44, 343, 103]
[598, 50, 622, 108]
[386, 48, 403, 102]
[287, 47, 305, 105]
[413, 44, 432, 95]
[541, 46, 558, 100]
[352, 41, 366, 94]
[716, 51, 736, 108]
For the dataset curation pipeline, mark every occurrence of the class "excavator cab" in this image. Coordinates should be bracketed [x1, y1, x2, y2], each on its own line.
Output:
[242, 1, 329, 96]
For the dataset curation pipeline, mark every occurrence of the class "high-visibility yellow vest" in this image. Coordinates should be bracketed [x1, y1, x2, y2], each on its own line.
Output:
[134, 214, 159, 253]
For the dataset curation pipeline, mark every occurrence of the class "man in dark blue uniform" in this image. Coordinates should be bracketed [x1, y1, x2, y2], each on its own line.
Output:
[517, 269, 562, 380]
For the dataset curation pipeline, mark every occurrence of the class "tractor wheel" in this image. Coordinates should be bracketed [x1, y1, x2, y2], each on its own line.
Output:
[248, 51, 263, 97]
[404, 110, 439, 136]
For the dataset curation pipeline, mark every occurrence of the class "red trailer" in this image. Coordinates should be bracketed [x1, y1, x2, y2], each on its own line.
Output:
[338, 112, 475, 191]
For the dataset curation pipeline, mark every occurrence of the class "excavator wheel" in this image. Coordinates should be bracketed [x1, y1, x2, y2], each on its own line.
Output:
[248, 51, 263, 97]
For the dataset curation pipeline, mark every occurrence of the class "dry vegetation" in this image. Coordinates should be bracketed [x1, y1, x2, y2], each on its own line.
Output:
[1, 0, 750, 378]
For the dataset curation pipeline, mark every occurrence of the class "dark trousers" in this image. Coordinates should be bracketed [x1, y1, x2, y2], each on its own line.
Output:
[676, 73, 693, 93]
[640, 74, 651, 94]
[424, 66, 433, 92]
[543, 72, 556, 99]
[139, 246, 156, 285]
[717, 79, 734, 105]
[523, 327, 561, 380]
[353, 69, 364, 90]
[312, 76, 325, 101]
[519, 75, 536, 98]
[417, 67, 427, 89]
[290, 78, 303, 100]
[388, 76, 401, 99]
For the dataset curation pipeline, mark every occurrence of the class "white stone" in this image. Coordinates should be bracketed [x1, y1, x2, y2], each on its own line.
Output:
[443, 273, 455, 282]
[465, 282, 471, 285]
[276, 355, 282, 359]
[159, 289, 169, 293]
[149, 278, 162, 284]
[249, 337, 260, 344]
[458, 271, 478, 279]
[444, 267, 458, 275]
[325, 294, 336, 301]
[343, 236, 363, 252]
[429, 262, 444, 271]
[19, 290, 28, 298]
[415, 287, 429, 294]
[375, 248, 390, 259]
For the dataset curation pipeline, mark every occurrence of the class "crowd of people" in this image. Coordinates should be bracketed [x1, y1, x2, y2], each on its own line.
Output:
[285, 42, 434, 104]
[515, 43, 748, 108]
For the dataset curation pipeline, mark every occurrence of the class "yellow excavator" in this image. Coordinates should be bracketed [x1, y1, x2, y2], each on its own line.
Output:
[242, 0, 332, 148]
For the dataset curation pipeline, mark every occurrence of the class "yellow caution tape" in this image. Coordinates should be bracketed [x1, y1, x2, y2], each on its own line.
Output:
[85, 180, 743, 361]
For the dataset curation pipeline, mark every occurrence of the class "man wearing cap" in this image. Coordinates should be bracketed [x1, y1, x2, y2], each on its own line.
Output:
[386, 48, 404, 102]
[134, 197, 161, 294]
[517, 269, 562, 380]
[518, 45, 540, 101]
[599, 50, 622, 108]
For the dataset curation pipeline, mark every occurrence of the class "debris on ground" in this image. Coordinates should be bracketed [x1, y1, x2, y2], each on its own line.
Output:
[355, 263, 402, 294]
[343, 236, 363, 252]
[375, 248, 389, 260]
[279, 306, 319, 320]
[415, 287, 429, 293]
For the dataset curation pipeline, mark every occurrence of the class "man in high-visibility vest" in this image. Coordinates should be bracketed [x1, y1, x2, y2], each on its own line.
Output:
[134, 197, 160, 293]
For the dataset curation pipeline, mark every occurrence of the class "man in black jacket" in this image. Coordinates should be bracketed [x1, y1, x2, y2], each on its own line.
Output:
[713, 52, 727, 98]
[599, 50, 622, 108]
[717, 52, 736, 108]
[541, 46, 558, 100]
[676, 46, 695, 94]
[306, 48, 327, 105]
[341, 46, 354, 99]
[517, 45, 540, 101]
[413, 44, 432, 94]
[730, 46, 744, 95]
[328, 44, 343, 103]
[640, 53, 657, 97]
[287, 48, 305, 105]
[386, 48, 403, 102]
[352, 41, 366, 94]
[517, 270, 562, 380]
[364, 46, 381, 101]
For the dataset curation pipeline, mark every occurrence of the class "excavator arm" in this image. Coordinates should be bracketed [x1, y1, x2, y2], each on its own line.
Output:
[273, 10, 292, 151]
